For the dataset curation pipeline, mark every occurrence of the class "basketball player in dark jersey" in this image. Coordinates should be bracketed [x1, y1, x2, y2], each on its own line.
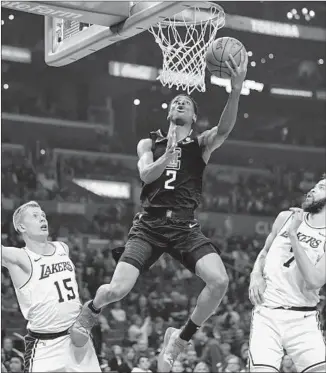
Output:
[71, 50, 248, 372]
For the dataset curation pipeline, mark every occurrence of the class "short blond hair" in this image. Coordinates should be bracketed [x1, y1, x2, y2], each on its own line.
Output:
[13, 201, 41, 232]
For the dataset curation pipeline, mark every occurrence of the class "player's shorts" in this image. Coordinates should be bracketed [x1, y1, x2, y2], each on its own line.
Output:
[249, 305, 326, 372]
[24, 329, 101, 372]
[120, 210, 220, 273]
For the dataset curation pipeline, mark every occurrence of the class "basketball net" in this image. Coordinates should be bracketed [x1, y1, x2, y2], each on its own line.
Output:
[149, 3, 225, 94]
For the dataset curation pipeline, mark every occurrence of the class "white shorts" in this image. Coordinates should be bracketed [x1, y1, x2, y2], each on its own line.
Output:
[249, 306, 326, 372]
[24, 332, 101, 372]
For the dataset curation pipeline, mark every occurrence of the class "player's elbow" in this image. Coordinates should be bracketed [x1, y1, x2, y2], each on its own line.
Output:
[139, 171, 152, 184]
[139, 168, 157, 184]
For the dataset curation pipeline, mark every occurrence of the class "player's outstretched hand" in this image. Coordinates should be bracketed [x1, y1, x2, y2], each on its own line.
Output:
[249, 272, 266, 306]
[288, 207, 304, 237]
[225, 49, 248, 92]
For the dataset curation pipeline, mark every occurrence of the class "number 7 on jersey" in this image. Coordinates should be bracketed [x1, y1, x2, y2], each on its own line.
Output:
[283, 247, 295, 268]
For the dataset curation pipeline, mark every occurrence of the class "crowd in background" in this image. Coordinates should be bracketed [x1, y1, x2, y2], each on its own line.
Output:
[4, 227, 324, 373]
[1, 110, 325, 373]
[2, 148, 320, 219]
[2, 148, 326, 372]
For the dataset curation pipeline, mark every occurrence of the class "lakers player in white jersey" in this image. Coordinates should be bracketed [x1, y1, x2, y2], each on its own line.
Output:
[248, 177, 326, 373]
[1, 201, 101, 372]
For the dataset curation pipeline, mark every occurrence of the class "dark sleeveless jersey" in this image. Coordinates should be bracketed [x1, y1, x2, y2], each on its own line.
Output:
[140, 129, 206, 212]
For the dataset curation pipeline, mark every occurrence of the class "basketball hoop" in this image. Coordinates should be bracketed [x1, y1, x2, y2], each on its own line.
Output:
[149, 2, 225, 94]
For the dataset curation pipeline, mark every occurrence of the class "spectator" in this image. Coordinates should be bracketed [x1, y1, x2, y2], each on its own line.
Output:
[219, 304, 241, 329]
[138, 295, 149, 319]
[193, 361, 210, 372]
[147, 291, 169, 321]
[167, 291, 188, 324]
[109, 345, 130, 373]
[2, 338, 20, 366]
[183, 348, 198, 373]
[133, 340, 149, 356]
[224, 356, 242, 373]
[239, 342, 249, 367]
[128, 315, 151, 344]
[131, 356, 152, 373]
[124, 347, 137, 372]
[231, 328, 247, 357]
[1, 288, 19, 312]
[9, 356, 24, 373]
[171, 360, 185, 373]
[148, 317, 165, 350]
[110, 301, 127, 323]
[220, 343, 237, 364]
[194, 327, 223, 372]
[280, 355, 297, 373]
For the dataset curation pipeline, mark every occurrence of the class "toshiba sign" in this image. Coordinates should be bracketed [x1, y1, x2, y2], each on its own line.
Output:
[2, 1, 83, 20]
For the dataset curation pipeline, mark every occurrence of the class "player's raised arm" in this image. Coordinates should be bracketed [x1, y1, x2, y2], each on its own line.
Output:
[288, 208, 326, 289]
[1, 245, 30, 269]
[137, 129, 177, 184]
[249, 211, 292, 305]
[1, 245, 32, 289]
[198, 50, 248, 158]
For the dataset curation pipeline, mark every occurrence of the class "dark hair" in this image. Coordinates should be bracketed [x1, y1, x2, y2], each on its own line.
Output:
[169, 94, 198, 115]
[137, 355, 149, 364]
[202, 325, 213, 338]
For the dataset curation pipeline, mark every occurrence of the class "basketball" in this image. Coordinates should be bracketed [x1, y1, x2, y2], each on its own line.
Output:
[206, 37, 246, 79]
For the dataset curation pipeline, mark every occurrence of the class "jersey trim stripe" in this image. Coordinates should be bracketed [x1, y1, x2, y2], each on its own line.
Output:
[301, 361, 326, 373]
[248, 351, 279, 372]
[42, 242, 57, 256]
[278, 211, 294, 234]
[19, 251, 33, 290]
[304, 213, 326, 230]
[59, 242, 69, 255]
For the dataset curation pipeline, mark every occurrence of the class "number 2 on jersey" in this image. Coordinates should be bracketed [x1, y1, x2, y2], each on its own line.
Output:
[164, 170, 177, 190]
[283, 247, 295, 268]
[54, 278, 76, 303]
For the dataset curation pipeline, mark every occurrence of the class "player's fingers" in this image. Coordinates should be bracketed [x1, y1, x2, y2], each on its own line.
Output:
[254, 287, 264, 305]
[229, 55, 240, 72]
[225, 61, 237, 77]
[257, 287, 264, 304]
[249, 289, 255, 305]
[240, 50, 248, 70]
[252, 288, 259, 305]
[243, 50, 249, 67]
[250, 288, 259, 305]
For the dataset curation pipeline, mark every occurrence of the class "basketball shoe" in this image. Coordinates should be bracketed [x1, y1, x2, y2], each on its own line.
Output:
[157, 327, 187, 372]
[70, 300, 100, 347]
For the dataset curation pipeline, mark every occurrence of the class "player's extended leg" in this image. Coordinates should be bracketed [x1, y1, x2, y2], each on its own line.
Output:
[283, 310, 326, 373]
[70, 238, 159, 347]
[158, 247, 229, 372]
[248, 307, 284, 372]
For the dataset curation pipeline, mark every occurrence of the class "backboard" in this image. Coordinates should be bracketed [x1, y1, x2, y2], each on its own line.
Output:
[2, 1, 202, 66]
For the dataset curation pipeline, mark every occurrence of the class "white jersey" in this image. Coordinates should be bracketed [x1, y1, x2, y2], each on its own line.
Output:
[263, 212, 326, 308]
[14, 241, 81, 333]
